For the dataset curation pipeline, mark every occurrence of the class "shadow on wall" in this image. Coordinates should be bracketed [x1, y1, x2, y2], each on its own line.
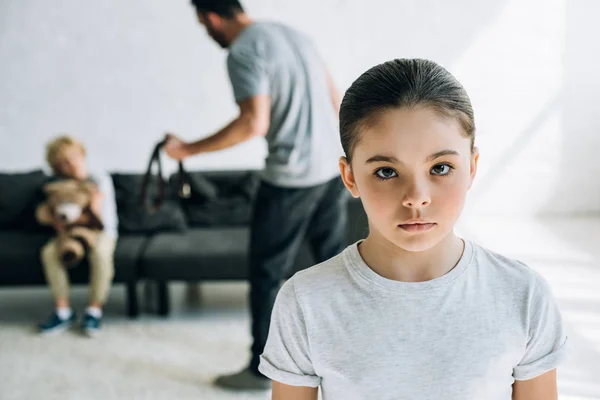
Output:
[537, 0, 600, 267]
[544, 0, 600, 216]
[466, 95, 561, 211]
[538, 9, 600, 394]
[455, 0, 600, 219]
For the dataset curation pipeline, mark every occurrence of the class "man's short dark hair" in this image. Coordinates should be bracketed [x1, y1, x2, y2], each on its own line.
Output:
[190, 0, 244, 18]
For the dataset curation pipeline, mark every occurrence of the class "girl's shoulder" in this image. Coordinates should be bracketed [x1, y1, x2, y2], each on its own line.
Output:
[469, 240, 549, 296]
[286, 247, 353, 297]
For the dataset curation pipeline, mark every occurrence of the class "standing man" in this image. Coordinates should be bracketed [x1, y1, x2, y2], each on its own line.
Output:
[164, 0, 348, 391]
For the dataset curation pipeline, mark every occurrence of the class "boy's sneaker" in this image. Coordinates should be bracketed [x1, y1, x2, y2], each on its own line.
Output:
[39, 311, 76, 335]
[80, 313, 101, 337]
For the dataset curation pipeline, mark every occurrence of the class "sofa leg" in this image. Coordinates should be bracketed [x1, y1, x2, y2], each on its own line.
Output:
[157, 280, 170, 317]
[184, 281, 202, 306]
[126, 280, 139, 318]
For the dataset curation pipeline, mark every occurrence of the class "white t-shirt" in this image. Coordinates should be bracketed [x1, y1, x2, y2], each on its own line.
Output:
[259, 240, 568, 400]
[90, 171, 118, 239]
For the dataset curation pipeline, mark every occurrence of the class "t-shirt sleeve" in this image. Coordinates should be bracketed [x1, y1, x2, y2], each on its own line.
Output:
[226, 49, 269, 102]
[513, 272, 568, 381]
[258, 278, 321, 387]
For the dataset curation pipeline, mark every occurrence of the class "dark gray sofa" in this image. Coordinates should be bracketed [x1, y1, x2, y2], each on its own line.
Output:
[0, 170, 149, 317]
[0, 169, 369, 318]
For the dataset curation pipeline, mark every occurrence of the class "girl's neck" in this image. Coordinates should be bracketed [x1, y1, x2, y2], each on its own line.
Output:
[358, 232, 465, 283]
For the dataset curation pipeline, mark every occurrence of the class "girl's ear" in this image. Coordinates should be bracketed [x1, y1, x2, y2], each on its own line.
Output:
[468, 147, 480, 189]
[339, 156, 360, 198]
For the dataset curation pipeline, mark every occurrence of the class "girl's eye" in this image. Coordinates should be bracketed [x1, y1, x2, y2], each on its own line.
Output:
[375, 168, 398, 180]
[431, 163, 453, 176]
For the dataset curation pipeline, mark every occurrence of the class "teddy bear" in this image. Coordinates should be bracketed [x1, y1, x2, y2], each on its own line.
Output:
[36, 179, 104, 268]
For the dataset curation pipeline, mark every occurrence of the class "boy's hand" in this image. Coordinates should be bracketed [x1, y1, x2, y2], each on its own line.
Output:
[163, 133, 191, 161]
[90, 189, 104, 214]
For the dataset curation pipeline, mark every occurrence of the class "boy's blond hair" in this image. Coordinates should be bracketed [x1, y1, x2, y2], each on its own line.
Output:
[45, 135, 87, 172]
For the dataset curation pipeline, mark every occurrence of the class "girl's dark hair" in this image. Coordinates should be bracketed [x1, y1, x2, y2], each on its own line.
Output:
[340, 58, 475, 162]
[190, 0, 244, 18]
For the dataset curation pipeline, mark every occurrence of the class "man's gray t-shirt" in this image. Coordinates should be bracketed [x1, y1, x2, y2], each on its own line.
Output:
[227, 22, 342, 188]
[259, 240, 568, 399]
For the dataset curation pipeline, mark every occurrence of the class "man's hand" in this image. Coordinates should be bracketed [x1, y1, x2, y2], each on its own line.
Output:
[163, 133, 191, 161]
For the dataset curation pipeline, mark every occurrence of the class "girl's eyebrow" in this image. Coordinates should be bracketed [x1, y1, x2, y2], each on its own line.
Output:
[365, 155, 400, 164]
[365, 150, 460, 165]
[426, 150, 460, 162]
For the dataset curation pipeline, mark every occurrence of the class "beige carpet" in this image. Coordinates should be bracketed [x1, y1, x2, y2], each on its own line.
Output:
[0, 283, 272, 400]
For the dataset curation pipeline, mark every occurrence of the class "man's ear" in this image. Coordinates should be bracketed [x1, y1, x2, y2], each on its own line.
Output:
[339, 156, 360, 198]
[205, 11, 223, 29]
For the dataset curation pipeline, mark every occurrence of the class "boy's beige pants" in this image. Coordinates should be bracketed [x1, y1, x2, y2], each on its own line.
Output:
[41, 233, 116, 305]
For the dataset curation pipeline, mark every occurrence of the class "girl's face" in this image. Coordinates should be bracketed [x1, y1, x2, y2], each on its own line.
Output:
[340, 107, 479, 253]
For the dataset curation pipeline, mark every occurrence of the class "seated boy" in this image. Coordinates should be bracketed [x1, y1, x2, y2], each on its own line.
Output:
[38, 135, 118, 336]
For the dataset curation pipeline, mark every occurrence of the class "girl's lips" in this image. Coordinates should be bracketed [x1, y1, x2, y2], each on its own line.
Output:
[398, 223, 436, 233]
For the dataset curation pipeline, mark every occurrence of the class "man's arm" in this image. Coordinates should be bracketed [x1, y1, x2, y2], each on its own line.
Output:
[164, 95, 270, 160]
[512, 369, 558, 400]
[272, 381, 318, 400]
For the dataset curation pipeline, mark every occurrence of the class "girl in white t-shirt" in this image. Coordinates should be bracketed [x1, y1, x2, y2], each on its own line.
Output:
[258, 59, 567, 400]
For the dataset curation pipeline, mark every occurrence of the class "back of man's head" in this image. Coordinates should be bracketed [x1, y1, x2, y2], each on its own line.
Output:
[190, 0, 244, 18]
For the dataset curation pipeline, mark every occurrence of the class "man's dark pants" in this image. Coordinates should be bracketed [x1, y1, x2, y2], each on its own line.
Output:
[248, 176, 348, 373]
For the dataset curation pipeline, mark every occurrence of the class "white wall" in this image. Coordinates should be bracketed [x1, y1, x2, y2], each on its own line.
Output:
[1, 0, 598, 215]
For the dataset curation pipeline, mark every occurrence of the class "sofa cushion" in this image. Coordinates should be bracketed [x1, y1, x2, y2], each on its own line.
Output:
[0, 231, 146, 285]
[111, 235, 149, 280]
[0, 232, 52, 284]
[140, 227, 315, 281]
[0, 170, 49, 231]
[111, 173, 187, 234]
[141, 228, 250, 280]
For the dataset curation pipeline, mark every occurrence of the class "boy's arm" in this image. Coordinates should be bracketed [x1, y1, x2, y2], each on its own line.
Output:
[272, 381, 318, 400]
[89, 188, 104, 217]
[84, 189, 104, 229]
[73, 183, 104, 227]
[512, 369, 558, 400]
